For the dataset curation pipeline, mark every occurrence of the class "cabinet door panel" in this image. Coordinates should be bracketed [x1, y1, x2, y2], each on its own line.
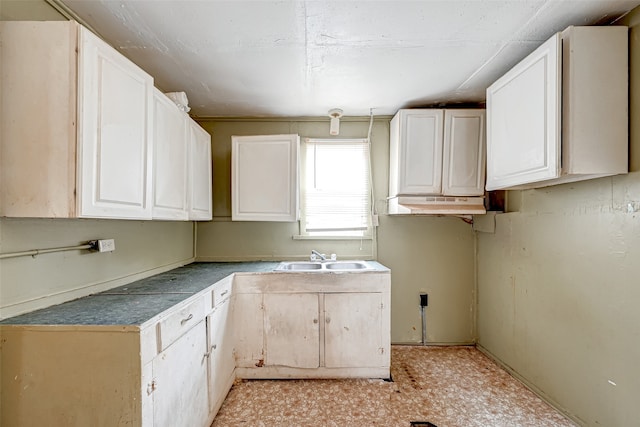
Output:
[231, 134, 299, 221]
[188, 120, 213, 220]
[78, 26, 153, 219]
[442, 110, 485, 196]
[264, 293, 319, 368]
[152, 321, 208, 427]
[207, 300, 234, 414]
[398, 110, 443, 195]
[486, 33, 561, 190]
[234, 293, 265, 368]
[153, 90, 188, 220]
[324, 293, 385, 368]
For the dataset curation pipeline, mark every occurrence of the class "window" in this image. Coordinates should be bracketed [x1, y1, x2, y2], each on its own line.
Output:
[300, 138, 371, 237]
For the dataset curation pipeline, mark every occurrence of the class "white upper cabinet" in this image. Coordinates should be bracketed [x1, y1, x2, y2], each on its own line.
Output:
[77, 26, 154, 219]
[152, 89, 189, 220]
[389, 110, 444, 195]
[188, 120, 213, 221]
[153, 89, 212, 221]
[442, 110, 486, 196]
[153, 89, 189, 220]
[1, 21, 154, 219]
[389, 109, 485, 198]
[231, 134, 299, 222]
[486, 26, 628, 190]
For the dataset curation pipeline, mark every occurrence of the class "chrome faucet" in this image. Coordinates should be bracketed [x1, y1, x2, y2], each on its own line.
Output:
[310, 250, 327, 261]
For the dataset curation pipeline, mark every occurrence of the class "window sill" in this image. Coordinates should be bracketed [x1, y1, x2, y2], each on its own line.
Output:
[292, 235, 373, 241]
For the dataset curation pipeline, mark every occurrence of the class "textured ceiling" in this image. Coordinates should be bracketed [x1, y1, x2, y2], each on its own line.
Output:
[60, 0, 640, 117]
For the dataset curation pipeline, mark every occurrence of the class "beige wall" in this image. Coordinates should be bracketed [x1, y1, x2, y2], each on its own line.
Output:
[0, 0, 66, 20]
[0, 219, 195, 318]
[476, 12, 640, 427]
[196, 118, 476, 344]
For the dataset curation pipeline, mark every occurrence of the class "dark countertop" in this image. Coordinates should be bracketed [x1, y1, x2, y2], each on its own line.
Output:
[0, 262, 278, 326]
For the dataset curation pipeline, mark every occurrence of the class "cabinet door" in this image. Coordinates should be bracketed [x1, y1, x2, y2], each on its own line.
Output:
[390, 110, 443, 195]
[264, 293, 319, 368]
[485, 33, 561, 191]
[442, 110, 486, 196]
[207, 299, 234, 415]
[152, 321, 209, 427]
[324, 293, 385, 368]
[188, 119, 213, 220]
[231, 134, 299, 221]
[77, 26, 154, 219]
[152, 89, 188, 220]
[234, 293, 265, 368]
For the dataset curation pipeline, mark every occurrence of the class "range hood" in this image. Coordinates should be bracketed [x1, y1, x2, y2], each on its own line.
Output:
[388, 196, 486, 215]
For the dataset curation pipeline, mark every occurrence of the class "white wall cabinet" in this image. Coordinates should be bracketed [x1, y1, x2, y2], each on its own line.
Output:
[77, 27, 154, 219]
[1, 21, 154, 219]
[152, 89, 189, 220]
[389, 109, 485, 198]
[188, 120, 213, 221]
[231, 134, 299, 221]
[486, 26, 628, 190]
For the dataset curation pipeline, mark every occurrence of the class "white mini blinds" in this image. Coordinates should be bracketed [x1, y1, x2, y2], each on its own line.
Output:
[301, 138, 371, 237]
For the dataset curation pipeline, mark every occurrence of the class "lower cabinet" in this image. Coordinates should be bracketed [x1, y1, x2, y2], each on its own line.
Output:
[234, 272, 391, 379]
[206, 296, 235, 415]
[264, 293, 320, 368]
[0, 288, 231, 427]
[324, 292, 386, 369]
[0, 269, 391, 426]
[151, 321, 209, 427]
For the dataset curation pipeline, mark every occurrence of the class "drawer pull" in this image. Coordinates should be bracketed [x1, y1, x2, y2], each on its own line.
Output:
[181, 313, 194, 325]
[220, 290, 229, 297]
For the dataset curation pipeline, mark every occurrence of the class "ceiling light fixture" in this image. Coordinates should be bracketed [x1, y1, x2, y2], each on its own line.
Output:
[328, 108, 343, 135]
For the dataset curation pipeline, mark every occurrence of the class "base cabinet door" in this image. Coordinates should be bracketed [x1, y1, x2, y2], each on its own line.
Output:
[264, 293, 320, 368]
[207, 299, 235, 415]
[151, 321, 209, 427]
[324, 293, 386, 368]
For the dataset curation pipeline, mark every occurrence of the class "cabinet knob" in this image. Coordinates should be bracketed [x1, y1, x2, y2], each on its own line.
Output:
[313, 318, 318, 324]
[325, 317, 331, 324]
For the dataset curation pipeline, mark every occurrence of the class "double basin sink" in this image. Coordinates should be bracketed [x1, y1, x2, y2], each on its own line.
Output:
[274, 260, 373, 272]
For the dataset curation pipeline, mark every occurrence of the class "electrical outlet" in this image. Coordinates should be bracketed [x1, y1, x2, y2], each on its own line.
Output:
[97, 239, 115, 252]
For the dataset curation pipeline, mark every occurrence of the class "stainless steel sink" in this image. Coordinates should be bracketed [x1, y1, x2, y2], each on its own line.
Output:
[274, 260, 373, 272]
[324, 261, 369, 270]
[276, 261, 323, 271]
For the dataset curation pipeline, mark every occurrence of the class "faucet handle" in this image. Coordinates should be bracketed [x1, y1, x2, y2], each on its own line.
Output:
[330, 253, 337, 261]
[310, 253, 318, 261]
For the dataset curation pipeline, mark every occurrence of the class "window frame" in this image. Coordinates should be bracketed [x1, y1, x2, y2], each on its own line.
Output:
[297, 137, 373, 240]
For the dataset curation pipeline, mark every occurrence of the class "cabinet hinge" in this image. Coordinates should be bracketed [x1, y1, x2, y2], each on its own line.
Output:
[146, 379, 157, 395]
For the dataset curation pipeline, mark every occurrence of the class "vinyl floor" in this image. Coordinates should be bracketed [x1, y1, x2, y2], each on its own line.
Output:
[210, 345, 576, 427]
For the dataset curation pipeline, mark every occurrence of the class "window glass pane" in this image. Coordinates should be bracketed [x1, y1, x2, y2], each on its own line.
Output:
[301, 138, 371, 237]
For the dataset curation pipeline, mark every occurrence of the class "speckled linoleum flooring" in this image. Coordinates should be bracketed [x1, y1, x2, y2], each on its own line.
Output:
[211, 346, 576, 427]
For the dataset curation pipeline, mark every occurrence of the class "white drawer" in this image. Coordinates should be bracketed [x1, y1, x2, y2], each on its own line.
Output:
[212, 276, 233, 307]
[157, 297, 206, 351]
